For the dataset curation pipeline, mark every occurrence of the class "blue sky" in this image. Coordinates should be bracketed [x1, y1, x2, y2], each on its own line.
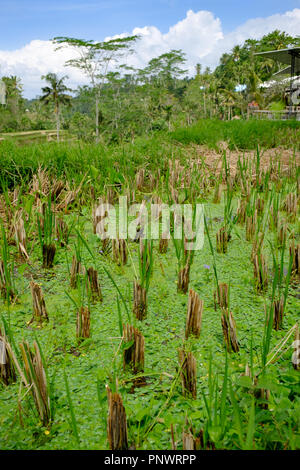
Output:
[1, 0, 299, 50]
[1, 1, 299, 97]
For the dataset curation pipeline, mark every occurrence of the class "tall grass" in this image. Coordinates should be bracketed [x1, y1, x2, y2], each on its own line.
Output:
[63, 370, 81, 446]
[0, 225, 16, 302]
[170, 119, 300, 150]
[0, 135, 176, 189]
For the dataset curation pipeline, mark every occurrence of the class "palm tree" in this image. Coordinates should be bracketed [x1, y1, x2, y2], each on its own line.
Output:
[40, 73, 72, 142]
[2, 75, 23, 115]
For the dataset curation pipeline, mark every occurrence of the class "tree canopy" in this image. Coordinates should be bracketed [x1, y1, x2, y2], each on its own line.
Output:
[1, 29, 299, 139]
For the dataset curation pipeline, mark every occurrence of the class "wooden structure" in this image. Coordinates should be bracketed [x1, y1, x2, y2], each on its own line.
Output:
[248, 107, 300, 120]
[255, 47, 300, 118]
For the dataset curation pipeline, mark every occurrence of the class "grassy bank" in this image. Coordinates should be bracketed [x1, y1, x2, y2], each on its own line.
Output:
[170, 119, 300, 150]
[1, 118, 299, 190]
[0, 134, 182, 189]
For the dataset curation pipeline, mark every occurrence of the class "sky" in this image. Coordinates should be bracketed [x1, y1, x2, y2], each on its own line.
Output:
[0, 1, 300, 98]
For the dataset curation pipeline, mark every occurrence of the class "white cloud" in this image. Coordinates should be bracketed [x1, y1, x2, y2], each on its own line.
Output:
[0, 8, 299, 98]
[217, 8, 300, 60]
[0, 40, 86, 98]
[125, 10, 223, 70]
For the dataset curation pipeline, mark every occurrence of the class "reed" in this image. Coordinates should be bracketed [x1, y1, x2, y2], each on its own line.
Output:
[172, 228, 195, 294]
[158, 237, 168, 254]
[253, 376, 270, 410]
[70, 254, 84, 288]
[123, 324, 145, 376]
[214, 282, 229, 311]
[261, 291, 276, 371]
[133, 281, 147, 321]
[216, 226, 228, 253]
[70, 232, 87, 288]
[178, 349, 197, 399]
[29, 281, 49, 324]
[204, 215, 220, 292]
[256, 197, 265, 216]
[236, 198, 247, 225]
[221, 309, 239, 353]
[133, 240, 153, 320]
[269, 192, 280, 231]
[292, 325, 300, 371]
[284, 193, 297, 222]
[272, 297, 285, 331]
[251, 231, 264, 262]
[106, 385, 128, 450]
[18, 340, 52, 426]
[135, 168, 145, 192]
[15, 214, 29, 260]
[0, 226, 17, 303]
[37, 196, 56, 268]
[269, 239, 293, 330]
[200, 353, 229, 449]
[51, 179, 65, 201]
[64, 371, 80, 446]
[212, 179, 222, 204]
[253, 253, 268, 292]
[182, 431, 196, 450]
[289, 241, 300, 277]
[245, 211, 257, 242]
[185, 290, 203, 339]
[87, 267, 103, 302]
[112, 238, 128, 266]
[92, 197, 107, 235]
[277, 220, 288, 248]
[76, 306, 91, 342]
[223, 177, 237, 239]
[106, 185, 118, 205]
[0, 327, 16, 386]
[55, 216, 71, 247]
[177, 262, 191, 294]
[56, 173, 86, 212]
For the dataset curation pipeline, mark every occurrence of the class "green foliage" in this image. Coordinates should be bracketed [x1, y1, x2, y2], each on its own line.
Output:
[170, 119, 300, 150]
[68, 112, 94, 142]
[1, 29, 299, 142]
[269, 101, 286, 111]
[0, 139, 299, 449]
[215, 30, 299, 92]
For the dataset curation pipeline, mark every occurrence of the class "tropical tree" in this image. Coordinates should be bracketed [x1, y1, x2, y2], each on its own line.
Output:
[53, 35, 139, 142]
[143, 49, 187, 89]
[2, 75, 23, 116]
[40, 73, 72, 142]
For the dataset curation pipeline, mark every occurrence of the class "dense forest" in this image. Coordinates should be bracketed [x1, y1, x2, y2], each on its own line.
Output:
[0, 30, 299, 142]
